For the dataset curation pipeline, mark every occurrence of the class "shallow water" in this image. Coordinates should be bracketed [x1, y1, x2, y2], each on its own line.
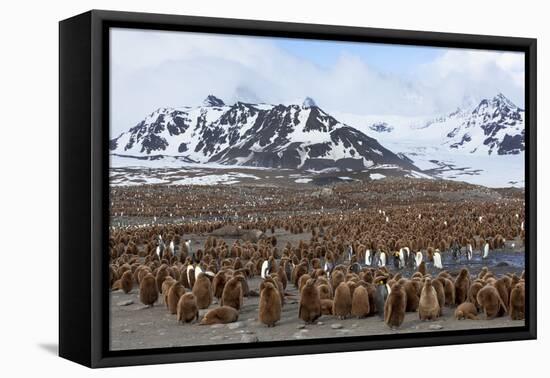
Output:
[441, 249, 525, 269]
[385, 248, 525, 277]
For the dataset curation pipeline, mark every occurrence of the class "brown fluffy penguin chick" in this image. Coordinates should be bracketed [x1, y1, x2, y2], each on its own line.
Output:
[478, 267, 489, 280]
[298, 274, 312, 292]
[117, 263, 131, 278]
[384, 281, 407, 329]
[177, 292, 199, 324]
[110, 265, 118, 288]
[113, 270, 133, 294]
[132, 265, 144, 284]
[199, 306, 239, 325]
[192, 273, 213, 309]
[365, 283, 377, 316]
[267, 274, 285, 306]
[441, 277, 456, 306]
[431, 278, 445, 315]
[455, 302, 478, 320]
[320, 299, 334, 315]
[155, 265, 170, 293]
[509, 282, 525, 320]
[454, 268, 470, 305]
[212, 271, 228, 300]
[161, 276, 177, 305]
[468, 281, 484, 309]
[493, 277, 510, 309]
[277, 265, 288, 290]
[333, 282, 352, 319]
[139, 273, 158, 307]
[137, 267, 152, 285]
[221, 276, 243, 310]
[427, 247, 434, 262]
[351, 285, 370, 318]
[299, 278, 321, 324]
[234, 271, 249, 296]
[259, 282, 282, 327]
[330, 270, 345, 292]
[318, 284, 332, 300]
[402, 279, 419, 312]
[347, 280, 359, 297]
[167, 282, 186, 314]
[476, 285, 506, 319]
[417, 261, 427, 276]
[419, 278, 440, 321]
[293, 263, 308, 287]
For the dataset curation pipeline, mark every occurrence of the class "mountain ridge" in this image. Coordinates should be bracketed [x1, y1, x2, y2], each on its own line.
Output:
[110, 96, 422, 174]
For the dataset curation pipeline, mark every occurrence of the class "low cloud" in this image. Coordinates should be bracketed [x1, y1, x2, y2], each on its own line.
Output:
[417, 49, 525, 111]
[110, 28, 525, 135]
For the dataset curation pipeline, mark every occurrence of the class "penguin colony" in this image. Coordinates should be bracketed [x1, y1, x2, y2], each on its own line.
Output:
[109, 178, 526, 337]
[110, 178, 524, 226]
[110, 229, 525, 331]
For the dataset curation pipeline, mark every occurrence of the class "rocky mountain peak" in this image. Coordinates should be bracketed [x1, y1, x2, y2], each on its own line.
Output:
[445, 93, 524, 155]
[110, 97, 421, 174]
[202, 95, 225, 107]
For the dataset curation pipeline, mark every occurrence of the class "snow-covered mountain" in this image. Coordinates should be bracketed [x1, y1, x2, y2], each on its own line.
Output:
[360, 93, 524, 156]
[333, 93, 525, 187]
[110, 96, 422, 173]
[442, 93, 524, 155]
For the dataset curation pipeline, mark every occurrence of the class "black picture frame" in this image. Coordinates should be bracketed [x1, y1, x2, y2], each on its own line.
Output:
[59, 9, 537, 368]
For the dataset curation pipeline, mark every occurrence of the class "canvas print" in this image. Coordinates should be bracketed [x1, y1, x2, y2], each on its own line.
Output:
[108, 28, 526, 351]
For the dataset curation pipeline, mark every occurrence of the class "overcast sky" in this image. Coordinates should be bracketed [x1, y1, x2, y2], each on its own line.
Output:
[110, 27, 525, 136]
